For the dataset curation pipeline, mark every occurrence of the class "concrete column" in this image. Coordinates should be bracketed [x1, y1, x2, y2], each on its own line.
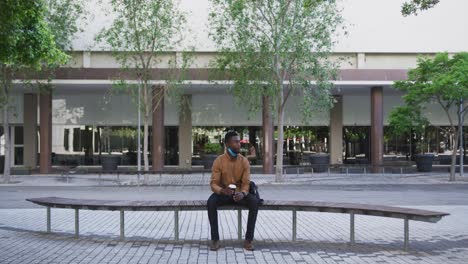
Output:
[178, 95, 192, 169]
[330, 95, 343, 165]
[152, 85, 165, 172]
[23, 94, 38, 168]
[262, 95, 274, 174]
[371, 86, 384, 173]
[39, 92, 52, 174]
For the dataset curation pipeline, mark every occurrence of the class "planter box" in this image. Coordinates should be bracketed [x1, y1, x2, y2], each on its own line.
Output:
[288, 152, 301, 165]
[355, 156, 369, 164]
[100, 155, 121, 171]
[309, 153, 329, 173]
[414, 154, 434, 172]
[201, 154, 218, 169]
[438, 154, 452, 165]
[438, 154, 468, 165]
[191, 157, 204, 166]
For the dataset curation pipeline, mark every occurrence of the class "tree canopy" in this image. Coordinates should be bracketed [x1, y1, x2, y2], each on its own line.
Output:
[96, 0, 189, 172]
[392, 52, 468, 180]
[209, 0, 344, 180]
[395, 53, 468, 114]
[0, 0, 67, 70]
[401, 0, 440, 16]
[0, 0, 68, 183]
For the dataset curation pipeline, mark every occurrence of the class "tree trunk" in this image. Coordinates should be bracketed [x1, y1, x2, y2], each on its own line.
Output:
[143, 117, 149, 183]
[262, 95, 274, 174]
[2, 105, 10, 183]
[458, 102, 465, 177]
[142, 83, 150, 173]
[1, 66, 11, 183]
[143, 84, 149, 173]
[449, 127, 458, 182]
[275, 88, 285, 182]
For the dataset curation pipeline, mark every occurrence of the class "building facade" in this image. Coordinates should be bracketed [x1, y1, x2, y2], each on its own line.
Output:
[1, 0, 467, 173]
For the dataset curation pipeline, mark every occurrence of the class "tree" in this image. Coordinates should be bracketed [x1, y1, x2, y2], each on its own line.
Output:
[0, 0, 68, 183]
[36, 0, 88, 173]
[44, 0, 88, 51]
[401, 0, 439, 16]
[209, 0, 344, 181]
[25, 0, 87, 174]
[393, 52, 468, 181]
[96, 0, 190, 172]
[388, 105, 430, 155]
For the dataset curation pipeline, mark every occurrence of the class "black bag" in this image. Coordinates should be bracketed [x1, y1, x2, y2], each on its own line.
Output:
[249, 181, 264, 205]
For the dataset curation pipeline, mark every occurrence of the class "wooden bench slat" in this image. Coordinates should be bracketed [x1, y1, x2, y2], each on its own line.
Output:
[27, 196, 450, 251]
[26, 196, 449, 223]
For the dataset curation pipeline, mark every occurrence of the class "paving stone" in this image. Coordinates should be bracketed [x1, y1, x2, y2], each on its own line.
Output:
[0, 206, 466, 263]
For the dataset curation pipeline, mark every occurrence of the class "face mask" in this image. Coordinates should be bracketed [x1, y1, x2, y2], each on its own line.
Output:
[227, 147, 238, 157]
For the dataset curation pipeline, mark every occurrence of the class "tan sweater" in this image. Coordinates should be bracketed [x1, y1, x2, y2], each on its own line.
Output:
[210, 152, 250, 194]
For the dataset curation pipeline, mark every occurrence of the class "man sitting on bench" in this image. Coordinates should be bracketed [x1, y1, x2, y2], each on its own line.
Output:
[207, 131, 260, 251]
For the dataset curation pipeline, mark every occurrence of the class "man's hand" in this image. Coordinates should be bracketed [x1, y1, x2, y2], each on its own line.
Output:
[233, 192, 245, 202]
[221, 187, 234, 196]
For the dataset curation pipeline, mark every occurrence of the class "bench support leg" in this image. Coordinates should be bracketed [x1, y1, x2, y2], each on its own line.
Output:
[120, 210, 125, 241]
[174, 209, 179, 241]
[46, 207, 51, 233]
[75, 209, 79, 239]
[350, 213, 355, 244]
[237, 209, 242, 240]
[404, 217, 409, 251]
[292, 210, 297, 241]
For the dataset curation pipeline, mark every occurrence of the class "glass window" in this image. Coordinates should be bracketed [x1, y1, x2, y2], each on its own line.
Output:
[73, 127, 81, 152]
[64, 129, 69, 151]
[14, 147, 23, 165]
[14, 126, 23, 145]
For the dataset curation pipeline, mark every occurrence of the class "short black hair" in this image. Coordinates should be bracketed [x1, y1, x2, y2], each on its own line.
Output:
[224, 130, 239, 143]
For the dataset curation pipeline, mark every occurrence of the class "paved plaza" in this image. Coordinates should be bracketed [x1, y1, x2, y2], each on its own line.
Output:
[1, 174, 468, 263]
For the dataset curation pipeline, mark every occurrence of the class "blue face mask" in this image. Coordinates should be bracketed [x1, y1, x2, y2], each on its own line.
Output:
[227, 147, 238, 158]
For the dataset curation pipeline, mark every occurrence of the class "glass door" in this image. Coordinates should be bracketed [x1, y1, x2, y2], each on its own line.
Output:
[12, 126, 24, 166]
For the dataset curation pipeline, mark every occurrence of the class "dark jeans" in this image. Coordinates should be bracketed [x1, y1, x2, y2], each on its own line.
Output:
[207, 192, 260, 241]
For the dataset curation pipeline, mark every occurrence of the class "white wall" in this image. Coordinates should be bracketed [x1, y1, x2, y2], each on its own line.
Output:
[342, 94, 411, 126]
[343, 94, 466, 126]
[3, 91, 467, 127]
[51, 93, 179, 126]
[1, 92, 331, 126]
[0, 94, 23, 124]
[73, 0, 468, 53]
[191, 94, 259, 126]
[191, 94, 330, 126]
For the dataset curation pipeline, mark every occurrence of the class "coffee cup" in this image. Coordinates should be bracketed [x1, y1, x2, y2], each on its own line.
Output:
[228, 184, 236, 195]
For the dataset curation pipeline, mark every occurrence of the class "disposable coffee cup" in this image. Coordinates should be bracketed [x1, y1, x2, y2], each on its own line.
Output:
[228, 184, 236, 195]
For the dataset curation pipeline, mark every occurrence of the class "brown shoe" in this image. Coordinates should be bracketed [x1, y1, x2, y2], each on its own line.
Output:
[243, 240, 254, 251]
[210, 240, 220, 251]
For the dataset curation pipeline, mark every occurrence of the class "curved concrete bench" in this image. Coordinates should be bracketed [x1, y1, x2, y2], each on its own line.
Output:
[27, 197, 449, 250]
